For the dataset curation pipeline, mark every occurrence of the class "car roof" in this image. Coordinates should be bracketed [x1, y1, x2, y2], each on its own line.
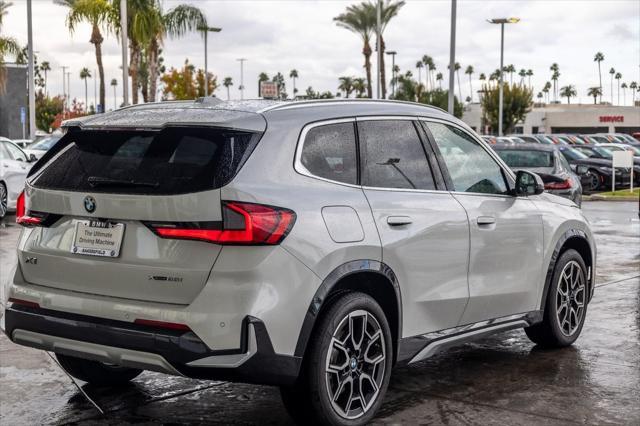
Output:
[492, 144, 557, 152]
[61, 98, 455, 131]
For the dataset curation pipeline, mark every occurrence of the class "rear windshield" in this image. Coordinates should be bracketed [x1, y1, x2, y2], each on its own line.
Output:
[31, 127, 260, 195]
[496, 150, 554, 168]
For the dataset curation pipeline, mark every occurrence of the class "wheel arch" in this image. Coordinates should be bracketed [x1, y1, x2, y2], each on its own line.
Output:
[294, 260, 402, 364]
[541, 229, 595, 312]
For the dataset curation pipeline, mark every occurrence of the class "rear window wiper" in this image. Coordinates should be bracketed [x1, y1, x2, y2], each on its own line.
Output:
[87, 176, 159, 188]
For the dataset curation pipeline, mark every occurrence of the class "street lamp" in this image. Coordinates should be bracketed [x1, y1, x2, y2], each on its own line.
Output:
[237, 58, 247, 100]
[198, 26, 222, 97]
[386, 50, 397, 98]
[487, 17, 520, 136]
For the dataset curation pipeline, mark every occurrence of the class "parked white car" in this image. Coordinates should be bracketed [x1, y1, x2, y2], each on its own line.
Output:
[0, 140, 34, 218]
[23, 135, 62, 161]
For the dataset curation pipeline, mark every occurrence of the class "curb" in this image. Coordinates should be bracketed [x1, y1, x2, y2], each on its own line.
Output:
[584, 195, 639, 202]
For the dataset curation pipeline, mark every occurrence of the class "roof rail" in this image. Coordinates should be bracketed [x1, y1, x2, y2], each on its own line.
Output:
[259, 98, 448, 114]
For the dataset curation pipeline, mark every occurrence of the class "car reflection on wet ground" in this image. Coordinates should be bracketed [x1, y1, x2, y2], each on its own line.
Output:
[1, 201, 638, 425]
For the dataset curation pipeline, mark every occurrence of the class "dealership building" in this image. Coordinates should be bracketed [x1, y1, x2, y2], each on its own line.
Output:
[462, 103, 640, 135]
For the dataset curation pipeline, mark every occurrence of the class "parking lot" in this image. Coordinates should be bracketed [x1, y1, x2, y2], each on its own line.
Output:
[0, 200, 638, 425]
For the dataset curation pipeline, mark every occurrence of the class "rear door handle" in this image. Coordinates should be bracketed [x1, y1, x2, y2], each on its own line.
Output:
[477, 216, 496, 225]
[387, 216, 413, 226]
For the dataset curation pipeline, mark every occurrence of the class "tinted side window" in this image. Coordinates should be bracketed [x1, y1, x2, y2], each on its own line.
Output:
[427, 122, 508, 194]
[358, 120, 435, 190]
[300, 122, 357, 185]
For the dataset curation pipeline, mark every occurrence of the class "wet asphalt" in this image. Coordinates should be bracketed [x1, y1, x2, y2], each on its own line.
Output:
[0, 200, 638, 425]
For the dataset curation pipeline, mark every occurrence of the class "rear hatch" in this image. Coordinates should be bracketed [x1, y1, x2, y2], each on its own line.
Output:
[19, 123, 263, 305]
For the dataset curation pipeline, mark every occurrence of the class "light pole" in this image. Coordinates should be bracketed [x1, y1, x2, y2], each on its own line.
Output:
[61, 66, 68, 115]
[376, 0, 381, 99]
[487, 17, 520, 136]
[26, 0, 35, 139]
[386, 50, 397, 98]
[447, 0, 457, 115]
[198, 26, 222, 97]
[237, 58, 247, 100]
[66, 72, 71, 108]
[120, 0, 129, 106]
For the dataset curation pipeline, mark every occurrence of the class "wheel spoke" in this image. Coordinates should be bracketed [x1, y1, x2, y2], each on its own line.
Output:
[350, 312, 366, 351]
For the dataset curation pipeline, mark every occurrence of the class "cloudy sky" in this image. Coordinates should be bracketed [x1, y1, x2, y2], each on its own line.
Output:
[3, 0, 639, 109]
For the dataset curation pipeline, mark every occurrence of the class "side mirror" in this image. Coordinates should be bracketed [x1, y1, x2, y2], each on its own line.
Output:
[515, 170, 544, 196]
[575, 165, 588, 175]
[28, 154, 37, 162]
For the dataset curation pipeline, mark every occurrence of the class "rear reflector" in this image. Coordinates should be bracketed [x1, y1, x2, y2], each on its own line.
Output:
[134, 318, 191, 331]
[544, 179, 572, 190]
[147, 201, 296, 245]
[8, 297, 40, 308]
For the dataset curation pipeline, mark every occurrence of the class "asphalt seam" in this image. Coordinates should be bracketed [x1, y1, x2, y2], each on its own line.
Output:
[595, 274, 640, 288]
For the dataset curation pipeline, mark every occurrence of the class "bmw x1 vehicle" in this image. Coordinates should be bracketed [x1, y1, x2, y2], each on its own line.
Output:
[2, 99, 595, 425]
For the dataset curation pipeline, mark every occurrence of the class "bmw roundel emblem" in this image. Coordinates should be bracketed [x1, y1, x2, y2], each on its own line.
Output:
[84, 196, 96, 213]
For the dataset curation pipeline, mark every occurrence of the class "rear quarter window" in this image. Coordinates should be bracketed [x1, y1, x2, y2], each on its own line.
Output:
[299, 122, 357, 185]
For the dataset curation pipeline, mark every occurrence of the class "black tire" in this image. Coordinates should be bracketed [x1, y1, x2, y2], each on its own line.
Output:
[587, 169, 602, 191]
[525, 249, 588, 348]
[55, 353, 142, 386]
[0, 182, 7, 219]
[281, 292, 393, 426]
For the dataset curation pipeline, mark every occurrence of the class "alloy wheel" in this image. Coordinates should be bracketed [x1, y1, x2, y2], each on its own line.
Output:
[325, 309, 386, 420]
[0, 184, 7, 218]
[556, 260, 586, 336]
[588, 173, 600, 191]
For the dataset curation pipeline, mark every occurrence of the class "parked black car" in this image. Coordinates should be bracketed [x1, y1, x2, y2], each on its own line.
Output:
[493, 144, 583, 206]
[557, 145, 631, 191]
[572, 145, 640, 186]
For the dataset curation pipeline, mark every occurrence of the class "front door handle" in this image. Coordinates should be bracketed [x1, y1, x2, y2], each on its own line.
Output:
[387, 216, 413, 226]
[477, 216, 496, 225]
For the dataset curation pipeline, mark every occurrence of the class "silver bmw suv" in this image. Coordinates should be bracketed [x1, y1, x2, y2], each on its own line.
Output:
[2, 99, 595, 425]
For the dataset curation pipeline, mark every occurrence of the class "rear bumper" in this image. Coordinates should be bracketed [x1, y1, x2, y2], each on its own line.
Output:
[3, 305, 301, 386]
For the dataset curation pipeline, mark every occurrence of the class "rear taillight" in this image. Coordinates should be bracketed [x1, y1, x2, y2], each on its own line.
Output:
[8, 297, 40, 308]
[147, 201, 296, 245]
[16, 191, 43, 227]
[544, 179, 572, 190]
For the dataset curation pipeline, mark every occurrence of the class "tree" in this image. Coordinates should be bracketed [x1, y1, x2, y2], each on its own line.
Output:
[289, 69, 298, 96]
[536, 92, 543, 103]
[436, 72, 443, 89]
[110, 77, 117, 109]
[58, 0, 114, 113]
[543, 81, 551, 103]
[503, 64, 515, 85]
[526, 69, 533, 89]
[35, 91, 64, 132]
[391, 72, 463, 117]
[415, 61, 423, 86]
[79, 67, 91, 109]
[422, 55, 433, 90]
[608, 67, 615, 104]
[160, 59, 216, 101]
[614, 72, 622, 105]
[594, 51, 604, 102]
[630, 81, 638, 104]
[587, 86, 601, 104]
[363, 0, 406, 99]
[549, 63, 559, 102]
[353, 77, 366, 97]
[338, 76, 355, 98]
[518, 68, 526, 86]
[479, 73, 486, 82]
[0, 1, 21, 93]
[448, 62, 462, 100]
[39, 61, 51, 95]
[560, 85, 576, 104]
[621, 82, 627, 105]
[272, 72, 287, 99]
[334, 3, 374, 98]
[480, 83, 533, 134]
[304, 86, 334, 99]
[222, 76, 233, 100]
[465, 65, 474, 102]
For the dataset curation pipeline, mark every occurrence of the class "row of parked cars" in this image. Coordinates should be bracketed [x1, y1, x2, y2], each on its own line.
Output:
[480, 133, 640, 205]
[0, 134, 62, 218]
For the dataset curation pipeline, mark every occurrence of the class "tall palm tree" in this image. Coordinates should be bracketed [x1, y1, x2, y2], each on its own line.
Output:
[479, 73, 486, 82]
[526, 69, 533, 89]
[436, 72, 443, 89]
[536, 92, 543, 103]
[223, 76, 232, 100]
[543, 81, 551, 103]
[593, 51, 604, 102]
[415, 61, 423, 86]
[518, 68, 526, 86]
[40, 61, 51, 95]
[363, 0, 406, 99]
[0, 1, 21, 93]
[608, 67, 615, 104]
[353, 77, 366, 97]
[615, 72, 622, 105]
[587, 86, 601, 104]
[57, 0, 114, 113]
[630, 81, 638, 104]
[427, 59, 436, 91]
[338, 76, 354, 98]
[465, 65, 474, 102]
[621, 82, 628, 105]
[289, 69, 299, 96]
[80, 67, 91, 110]
[560, 85, 576, 104]
[503, 64, 515, 85]
[334, 3, 374, 98]
[421, 55, 432, 90]
[110, 77, 117, 109]
[549, 63, 559, 101]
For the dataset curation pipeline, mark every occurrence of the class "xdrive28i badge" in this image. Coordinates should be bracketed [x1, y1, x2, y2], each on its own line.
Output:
[84, 196, 96, 213]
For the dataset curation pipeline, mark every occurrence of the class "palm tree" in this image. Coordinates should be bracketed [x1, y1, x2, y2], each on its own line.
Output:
[621, 82, 628, 105]
[57, 0, 114, 113]
[428, 59, 436, 91]
[363, 0, 406, 99]
[587, 86, 602, 104]
[338, 76, 355, 98]
[608, 67, 615, 104]
[223, 76, 233, 100]
[80, 67, 91, 110]
[436, 72, 443, 89]
[526, 69, 533, 89]
[448, 62, 462, 100]
[630, 81, 638, 104]
[536, 92, 543, 103]
[110, 77, 117, 109]
[504, 64, 515, 85]
[543, 81, 552, 103]
[353, 77, 366, 97]
[549, 63, 559, 101]
[421, 55, 432, 90]
[334, 3, 374, 98]
[615, 72, 622, 105]
[415, 61, 423, 86]
[593, 51, 604, 102]
[40, 61, 51, 95]
[465, 65, 474, 102]
[479, 73, 486, 82]
[0, 1, 21, 93]
[518, 68, 526, 86]
[289, 69, 298, 96]
[560, 85, 576, 104]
